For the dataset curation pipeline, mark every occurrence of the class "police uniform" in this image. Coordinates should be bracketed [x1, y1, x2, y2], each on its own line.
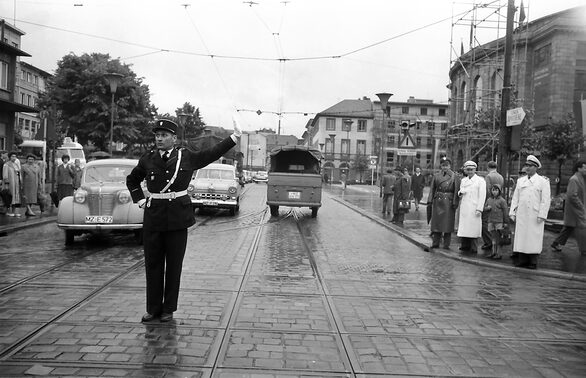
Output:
[126, 120, 236, 320]
[427, 157, 460, 249]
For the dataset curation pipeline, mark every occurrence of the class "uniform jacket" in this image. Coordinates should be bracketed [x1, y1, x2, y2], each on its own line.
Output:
[509, 173, 551, 254]
[380, 173, 396, 194]
[126, 137, 236, 231]
[563, 172, 586, 228]
[410, 173, 425, 199]
[427, 169, 460, 233]
[484, 196, 508, 225]
[457, 174, 486, 238]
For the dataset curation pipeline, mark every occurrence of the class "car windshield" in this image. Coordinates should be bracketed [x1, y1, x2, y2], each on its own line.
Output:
[84, 165, 133, 184]
[196, 169, 234, 180]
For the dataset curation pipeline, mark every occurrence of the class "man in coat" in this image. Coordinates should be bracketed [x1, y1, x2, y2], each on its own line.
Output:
[457, 161, 486, 253]
[410, 167, 425, 211]
[380, 168, 396, 215]
[427, 156, 460, 250]
[126, 118, 241, 323]
[509, 155, 551, 269]
[392, 166, 411, 225]
[551, 160, 586, 252]
[481, 161, 504, 250]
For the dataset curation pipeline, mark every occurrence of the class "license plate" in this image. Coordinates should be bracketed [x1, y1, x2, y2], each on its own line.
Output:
[85, 216, 113, 223]
[203, 200, 218, 206]
[288, 191, 301, 200]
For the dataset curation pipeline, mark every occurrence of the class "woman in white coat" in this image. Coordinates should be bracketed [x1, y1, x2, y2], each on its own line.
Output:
[509, 155, 551, 269]
[457, 161, 486, 253]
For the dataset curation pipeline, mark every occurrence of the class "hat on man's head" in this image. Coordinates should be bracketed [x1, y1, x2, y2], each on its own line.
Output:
[463, 160, 477, 169]
[525, 154, 541, 168]
[439, 156, 452, 165]
[153, 119, 178, 135]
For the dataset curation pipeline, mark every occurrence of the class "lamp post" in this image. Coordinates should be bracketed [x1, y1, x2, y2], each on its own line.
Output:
[376, 92, 393, 182]
[104, 73, 124, 155]
[329, 133, 336, 185]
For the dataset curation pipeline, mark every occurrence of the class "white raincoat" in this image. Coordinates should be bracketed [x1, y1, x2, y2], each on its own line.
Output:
[457, 174, 486, 238]
[509, 173, 551, 254]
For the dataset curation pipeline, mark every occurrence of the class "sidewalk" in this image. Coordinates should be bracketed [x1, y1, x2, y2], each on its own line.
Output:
[0, 204, 58, 235]
[327, 183, 586, 279]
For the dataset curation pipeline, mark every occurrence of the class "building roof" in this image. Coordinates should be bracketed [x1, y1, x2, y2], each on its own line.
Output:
[319, 99, 374, 118]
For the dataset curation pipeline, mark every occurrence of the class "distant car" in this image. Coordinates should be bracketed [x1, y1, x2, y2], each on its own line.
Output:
[57, 159, 146, 245]
[187, 163, 241, 215]
[253, 170, 268, 183]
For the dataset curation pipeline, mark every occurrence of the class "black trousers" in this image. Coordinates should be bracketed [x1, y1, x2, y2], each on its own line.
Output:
[553, 226, 575, 246]
[460, 237, 477, 252]
[431, 232, 452, 248]
[143, 228, 188, 315]
[481, 211, 492, 247]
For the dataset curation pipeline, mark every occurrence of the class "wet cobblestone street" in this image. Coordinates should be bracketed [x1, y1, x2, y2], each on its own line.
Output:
[0, 183, 585, 377]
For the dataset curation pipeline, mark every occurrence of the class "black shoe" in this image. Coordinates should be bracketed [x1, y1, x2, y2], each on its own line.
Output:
[442, 246, 451, 250]
[526, 264, 537, 270]
[481, 244, 492, 250]
[160, 312, 173, 322]
[551, 244, 562, 252]
[491, 255, 502, 260]
[141, 313, 158, 323]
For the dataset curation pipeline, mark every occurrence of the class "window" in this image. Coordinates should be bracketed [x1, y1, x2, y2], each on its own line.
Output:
[21, 93, 26, 104]
[27, 72, 32, 82]
[427, 138, 433, 147]
[34, 75, 39, 85]
[21, 70, 26, 80]
[341, 139, 350, 154]
[427, 122, 434, 131]
[534, 44, 551, 70]
[387, 152, 394, 166]
[426, 154, 432, 166]
[441, 123, 447, 131]
[0, 61, 8, 90]
[326, 118, 336, 131]
[416, 137, 421, 147]
[401, 106, 409, 114]
[439, 108, 446, 116]
[389, 136, 395, 147]
[357, 140, 366, 154]
[326, 139, 334, 153]
[357, 119, 367, 132]
[420, 108, 427, 116]
[27, 94, 32, 106]
[25, 119, 31, 131]
[416, 121, 421, 129]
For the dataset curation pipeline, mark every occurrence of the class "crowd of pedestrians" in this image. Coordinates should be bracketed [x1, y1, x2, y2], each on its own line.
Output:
[1, 150, 47, 217]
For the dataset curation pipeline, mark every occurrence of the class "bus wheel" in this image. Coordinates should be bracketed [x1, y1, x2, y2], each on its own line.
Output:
[311, 207, 318, 218]
[270, 205, 279, 216]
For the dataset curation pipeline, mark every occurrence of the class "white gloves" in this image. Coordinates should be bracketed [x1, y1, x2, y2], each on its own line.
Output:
[232, 115, 243, 138]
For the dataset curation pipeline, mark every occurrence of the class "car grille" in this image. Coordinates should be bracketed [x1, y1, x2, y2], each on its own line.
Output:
[198, 193, 229, 200]
[87, 194, 116, 215]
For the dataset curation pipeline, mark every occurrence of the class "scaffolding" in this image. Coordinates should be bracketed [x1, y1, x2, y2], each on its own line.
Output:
[447, 0, 529, 166]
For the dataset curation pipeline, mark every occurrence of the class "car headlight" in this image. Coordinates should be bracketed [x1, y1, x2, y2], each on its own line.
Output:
[74, 189, 87, 204]
[228, 186, 237, 194]
[187, 184, 195, 194]
[118, 190, 131, 204]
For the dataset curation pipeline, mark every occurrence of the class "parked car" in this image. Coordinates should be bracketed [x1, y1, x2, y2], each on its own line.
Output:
[187, 163, 241, 215]
[253, 170, 268, 183]
[56, 159, 146, 245]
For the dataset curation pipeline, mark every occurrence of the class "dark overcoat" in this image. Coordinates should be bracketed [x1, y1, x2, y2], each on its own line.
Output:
[563, 172, 586, 228]
[393, 174, 411, 214]
[427, 170, 460, 233]
[126, 137, 236, 231]
[410, 173, 425, 200]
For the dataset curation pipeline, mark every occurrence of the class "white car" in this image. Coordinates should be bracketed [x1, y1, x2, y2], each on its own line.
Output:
[187, 163, 241, 215]
[253, 170, 268, 183]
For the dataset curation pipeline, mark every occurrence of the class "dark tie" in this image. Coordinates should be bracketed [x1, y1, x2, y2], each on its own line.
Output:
[162, 151, 169, 162]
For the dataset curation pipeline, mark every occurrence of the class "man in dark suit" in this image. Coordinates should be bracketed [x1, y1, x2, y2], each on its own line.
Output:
[127, 118, 241, 323]
[410, 167, 425, 211]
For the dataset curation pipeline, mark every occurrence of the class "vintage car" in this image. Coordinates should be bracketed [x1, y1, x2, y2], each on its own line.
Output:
[187, 163, 241, 215]
[252, 170, 268, 183]
[57, 159, 145, 245]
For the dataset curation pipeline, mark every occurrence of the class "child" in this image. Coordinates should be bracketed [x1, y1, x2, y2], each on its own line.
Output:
[484, 184, 508, 259]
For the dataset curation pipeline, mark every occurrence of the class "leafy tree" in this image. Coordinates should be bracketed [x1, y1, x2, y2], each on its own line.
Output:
[352, 154, 370, 183]
[38, 53, 154, 151]
[538, 114, 584, 195]
[175, 103, 206, 143]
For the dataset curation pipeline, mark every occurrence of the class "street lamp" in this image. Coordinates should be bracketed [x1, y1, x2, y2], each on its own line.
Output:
[104, 73, 124, 155]
[376, 92, 393, 181]
[329, 133, 336, 185]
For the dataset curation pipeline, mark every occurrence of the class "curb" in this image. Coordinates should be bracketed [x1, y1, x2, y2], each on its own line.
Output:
[330, 194, 586, 283]
[0, 216, 57, 235]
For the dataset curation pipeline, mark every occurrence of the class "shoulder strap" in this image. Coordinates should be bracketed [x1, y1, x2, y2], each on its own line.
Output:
[160, 149, 182, 193]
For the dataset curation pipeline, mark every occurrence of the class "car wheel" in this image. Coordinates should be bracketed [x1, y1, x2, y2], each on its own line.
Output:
[270, 205, 279, 216]
[65, 230, 75, 245]
[311, 207, 318, 218]
[229, 207, 236, 216]
[134, 229, 143, 244]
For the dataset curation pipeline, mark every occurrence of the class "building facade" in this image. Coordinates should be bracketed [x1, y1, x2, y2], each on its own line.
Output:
[16, 61, 51, 140]
[448, 6, 586, 171]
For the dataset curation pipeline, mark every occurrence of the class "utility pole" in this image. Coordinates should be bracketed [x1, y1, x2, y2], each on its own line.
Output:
[497, 0, 516, 193]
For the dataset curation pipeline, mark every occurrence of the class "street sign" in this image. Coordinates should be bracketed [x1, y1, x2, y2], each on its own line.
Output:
[397, 148, 417, 156]
[369, 157, 377, 165]
[399, 131, 416, 148]
[506, 107, 526, 126]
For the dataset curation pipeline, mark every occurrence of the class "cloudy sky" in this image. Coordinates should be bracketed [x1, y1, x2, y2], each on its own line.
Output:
[3, 0, 585, 137]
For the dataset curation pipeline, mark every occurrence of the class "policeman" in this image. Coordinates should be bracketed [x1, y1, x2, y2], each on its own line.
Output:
[127, 118, 241, 322]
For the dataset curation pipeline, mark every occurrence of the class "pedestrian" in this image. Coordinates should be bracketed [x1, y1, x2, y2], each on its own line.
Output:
[484, 184, 508, 259]
[410, 167, 425, 211]
[2, 152, 22, 217]
[427, 156, 460, 250]
[72, 158, 83, 190]
[0, 150, 8, 212]
[481, 161, 504, 251]
[509, 155, 551, 269]
[551, 160, 586, 253]
[392, 166, 411, 225]
[457, 161, 486, 253]
[126, 118, 241, 323]
[56, 154, 74, 202]
[21, 154, 42, 216]
[380, 168, 396, 216]
[340, 172, 347, 189]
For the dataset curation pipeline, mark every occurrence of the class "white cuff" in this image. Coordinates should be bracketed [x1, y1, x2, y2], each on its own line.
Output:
[230, 134, 239, 143]
[138, 198, 146, 208]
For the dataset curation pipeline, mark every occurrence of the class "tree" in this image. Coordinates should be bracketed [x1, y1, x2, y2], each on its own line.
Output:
[352, 154, 370, 183]
[539, 114, 584, 195]
[175, 103, 206, 143]
[38, 53, 154, 151]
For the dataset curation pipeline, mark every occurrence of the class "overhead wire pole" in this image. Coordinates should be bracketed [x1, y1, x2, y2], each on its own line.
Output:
[497, 0, 516, 199]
